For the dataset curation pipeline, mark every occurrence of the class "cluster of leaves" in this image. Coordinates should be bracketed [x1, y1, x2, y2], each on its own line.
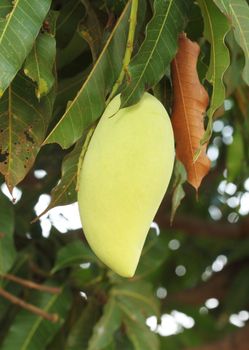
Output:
[0, 0, 248, 349]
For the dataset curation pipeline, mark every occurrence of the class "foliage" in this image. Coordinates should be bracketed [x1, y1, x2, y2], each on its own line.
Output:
[0, 0, 248, 349]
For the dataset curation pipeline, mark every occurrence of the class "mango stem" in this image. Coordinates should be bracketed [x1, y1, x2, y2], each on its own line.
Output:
[106, 0, 139, 104]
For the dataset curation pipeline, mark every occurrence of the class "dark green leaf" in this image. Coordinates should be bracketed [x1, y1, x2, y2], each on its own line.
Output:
[135, 230, 170, 279]
[0, 0, 51, 96]
[55, 70, 89, 109]
[88, 298, 122, 350]
[52, 241, 99, 273]
[36, 139, 83, 219]
[170, 160, 187, 224]
[123, 312, 159, 350]
[79, 0, 103, 62]
[112, 281, 159, 318]
[1, 285, 72, 350]
[185, 3, 204, 42]
[70, 266, 102, 289]
[121, 0, 190, 107]
[0, 73, 54, 190]
[36, 122, 95, 219]
[44, 1, 131, 149]
[224, 31, 244, 96]
[56, 31, 89, 71]
[0, 0, 12, 18]
[197, 0, 230, 142]
[24, 11, 58, 98]
[111, 281, 159, 349]
[0, 192, 15, 274]
[56, 0, 85, 48]
[214, 0, 249, 85]
[66, 297, 101, 350]
[226, 127, 244, 181]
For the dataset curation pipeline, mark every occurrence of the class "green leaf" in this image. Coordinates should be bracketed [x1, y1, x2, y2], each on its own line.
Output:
[123, 312, 159, 350]
[1, 285, 72, 350]
[113, 330, 134, 350]
[56, 0, 85, 49]
[226, 127, 244, 181]
[112, 281, 159, 318]
[224, 31, 244, 96]
[52, 241, 98, 273]
[66, 297, 101, 350]
[135, 230, 170, 279]
[0, 1, 12, 18]
[36, 139, 83, 219]
[197, 0, 230, 142]
[24, 11, 58, 99]
[70, 267, 102, 290]
[170, 160, 187, 224]
[214, 0, 249, 85]
[56, 31, 88, 70]
[120, 0, 190, 108]
[0, 254, 28, 343]
[0, 73, 54, 191]
[185, 2, 204, 42]
[79, 0, 103, 62]
[110, 281, 159, 350]
[0, 192, 15, 274]
[55, 70, 89, 110]
[88, 298, 122, 350]
[0, 0, 52, 97]
[36, 122, 96, 219]
[44, 1, 131, 149]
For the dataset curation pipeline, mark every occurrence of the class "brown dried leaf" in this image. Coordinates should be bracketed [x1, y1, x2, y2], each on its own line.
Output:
[171, 34, 211, 191]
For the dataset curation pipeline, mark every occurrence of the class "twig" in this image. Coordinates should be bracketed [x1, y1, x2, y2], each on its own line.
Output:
[0, 288, 59, 322]
[106, 0, 138, 104]
[29, 261, 52, 278]
[0, 274, 61, 294]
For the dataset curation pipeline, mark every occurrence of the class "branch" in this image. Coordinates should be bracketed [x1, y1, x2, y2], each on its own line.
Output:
[0, 288, 59, 322]
[1, 274, 61, 294]
[186, 323, 249, 350]
[155, 209, 249, 239]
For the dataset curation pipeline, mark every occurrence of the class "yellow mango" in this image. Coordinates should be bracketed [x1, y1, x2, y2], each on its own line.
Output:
[77, 93, 175, 277]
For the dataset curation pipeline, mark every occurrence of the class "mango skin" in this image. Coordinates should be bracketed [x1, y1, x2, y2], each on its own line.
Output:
[78, 93, 175, 277]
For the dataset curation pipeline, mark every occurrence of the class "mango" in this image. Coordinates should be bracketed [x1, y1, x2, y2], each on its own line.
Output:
[77, 93, 175, 277]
